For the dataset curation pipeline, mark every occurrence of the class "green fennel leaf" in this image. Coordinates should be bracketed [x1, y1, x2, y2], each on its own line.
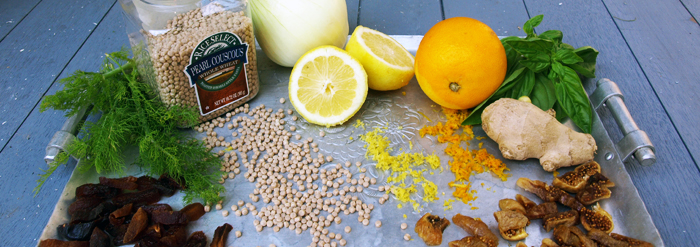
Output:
[35, 49, 224, 204]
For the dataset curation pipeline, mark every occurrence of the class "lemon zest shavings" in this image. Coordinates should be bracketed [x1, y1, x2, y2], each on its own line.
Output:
[361, 128, 441, 211]
[418, 111, 432, 122]
[354, 119, 366, 130]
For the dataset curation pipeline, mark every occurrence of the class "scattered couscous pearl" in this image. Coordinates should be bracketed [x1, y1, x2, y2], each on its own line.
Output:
[238, 200, 245, 207]
[362, 219, 369, 226]
[339, 239, 347, 246]
[236, 231, 242, 238]
[280, 98, 286, 104]
[404, 234, 411, 241]
[295, 134, 302, 140]
[345, 226, 351, 233]
[204, 205, 211, 212]
[319, 131, 325, 137]
[222, 210, 229, 217]
[215, 204, 223, 210]
[292, 116, 298, 121]
[290, 126, 296, 131]
[401, 223, 408, 230]
[231, 205, 238, 211]
[287, 109, 293, 115]
[355, 161, 361, 167]
[375, 220, 382, 228]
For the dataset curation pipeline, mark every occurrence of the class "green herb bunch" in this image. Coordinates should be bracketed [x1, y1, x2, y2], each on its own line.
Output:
[463, 15, 599, 133]
[36, 49, 224, 204]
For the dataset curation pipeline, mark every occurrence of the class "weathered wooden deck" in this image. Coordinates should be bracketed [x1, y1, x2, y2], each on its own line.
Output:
[1, 0, 699, 246]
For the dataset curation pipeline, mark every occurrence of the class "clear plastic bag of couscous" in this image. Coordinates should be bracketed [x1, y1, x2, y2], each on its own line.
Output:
[119, 0, 259, 123]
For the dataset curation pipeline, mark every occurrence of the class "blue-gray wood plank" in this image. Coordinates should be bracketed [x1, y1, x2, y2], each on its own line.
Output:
[0, 4, 127, 247]
[443, 0, 529, 36]
[358, 0, 443, 34]
[0, 0, 40, 40]
[680, 0, 700, 24]
[603, 0, 700, 168]
[524, 0, 700, 246]
[0, 0, 115, 151]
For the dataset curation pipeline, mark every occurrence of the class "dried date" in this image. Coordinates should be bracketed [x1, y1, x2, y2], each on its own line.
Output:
[99, 176, 138, 190]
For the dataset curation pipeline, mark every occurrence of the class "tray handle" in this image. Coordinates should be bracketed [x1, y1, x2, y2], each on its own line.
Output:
[44, 105, 91, 164]
[590, 78, 656, 166]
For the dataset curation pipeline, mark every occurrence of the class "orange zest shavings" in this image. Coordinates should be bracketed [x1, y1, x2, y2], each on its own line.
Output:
[420, 107, 510, 205]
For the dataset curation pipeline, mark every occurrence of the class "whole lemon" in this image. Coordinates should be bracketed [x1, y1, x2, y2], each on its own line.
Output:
[415, 17, 507, 109]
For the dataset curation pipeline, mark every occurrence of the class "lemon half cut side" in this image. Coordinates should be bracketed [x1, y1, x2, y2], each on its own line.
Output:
[289, 46, 368, 127]
[345, 25, 415, 91]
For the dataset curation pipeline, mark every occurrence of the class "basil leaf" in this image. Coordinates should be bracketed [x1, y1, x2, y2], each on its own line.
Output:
[539, 30, 563, 44]
[523, 15, 544, 38]
[509, 69, 536, 98]
[507, 38, 554, 55]
[501, 36, 524, 75]
[506, 38, 554, 73]
[530, 73, 556, 111]
[519, 54, 551, 73]
[569, 46, 599, 78]
[462, 68, 527, 125]
[553, 101, 569, 122]
[552, 64, 593, 133]
[554, 49, 584, 65]
[559, 43, 575, 50]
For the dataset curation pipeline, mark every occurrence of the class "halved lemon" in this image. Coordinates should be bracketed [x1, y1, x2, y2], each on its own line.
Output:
[345, 25, 415, 91]
[289, 46, 368, 127]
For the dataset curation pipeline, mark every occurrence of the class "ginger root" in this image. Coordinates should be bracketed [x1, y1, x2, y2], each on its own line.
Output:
[481, 98, 597, 172]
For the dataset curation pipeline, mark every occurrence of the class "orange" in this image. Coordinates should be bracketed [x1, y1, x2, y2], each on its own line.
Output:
[415, 17, 507, 110]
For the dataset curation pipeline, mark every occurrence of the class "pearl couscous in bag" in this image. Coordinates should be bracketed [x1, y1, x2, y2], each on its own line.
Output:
[120, 0, 258, 123]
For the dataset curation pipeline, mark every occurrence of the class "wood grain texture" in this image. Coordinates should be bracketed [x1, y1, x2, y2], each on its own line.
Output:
[0, 0, 115, 150]
[604, 0, 700, 169]
[358, 0, 443, 35]
[0, 0, 40, 40]
[525, 0, 700, 245]
[0, 6, 127, 246]
[680, 0, 700, 25]
[443, 0, 530, 36]
[347, 0, 359, 34]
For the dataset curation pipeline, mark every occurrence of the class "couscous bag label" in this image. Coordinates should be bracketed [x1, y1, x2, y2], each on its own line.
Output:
[184, 32, 250, 115]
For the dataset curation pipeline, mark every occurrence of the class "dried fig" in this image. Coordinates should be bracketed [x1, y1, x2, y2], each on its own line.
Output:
[610, 233, 654, 247]
[580, 203, 614, 234]
[493, 210, 529, 241]
[452, 214, 498, 247]
[499, 198, 526, 214]
[415, 213, 451, 246]
[542, 210, 579, 232]
[448, 236, 490, 247]
[552, 161, 601, 193]
[587, 229, 629, 247]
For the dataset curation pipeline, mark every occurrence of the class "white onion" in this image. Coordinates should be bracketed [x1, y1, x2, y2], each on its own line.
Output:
[249, 0, 349, 67]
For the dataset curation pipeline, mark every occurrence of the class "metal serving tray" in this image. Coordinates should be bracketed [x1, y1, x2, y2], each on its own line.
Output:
[39, 36, 663, 246]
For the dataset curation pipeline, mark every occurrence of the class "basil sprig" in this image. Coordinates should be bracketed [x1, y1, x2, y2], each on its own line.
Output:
[462, 15, 598, 134]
